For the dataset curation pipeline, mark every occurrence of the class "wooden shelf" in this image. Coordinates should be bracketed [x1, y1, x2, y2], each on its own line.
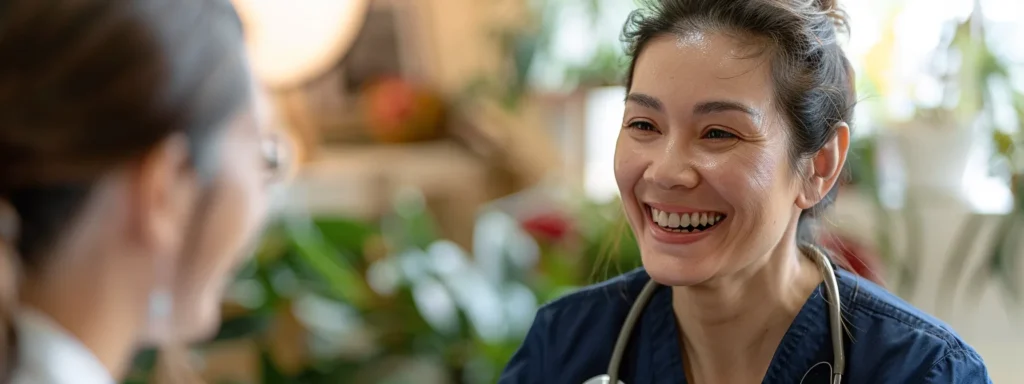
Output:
[277, 140, 494, 247]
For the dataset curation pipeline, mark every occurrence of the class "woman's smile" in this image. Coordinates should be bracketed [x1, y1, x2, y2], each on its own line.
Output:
[643, 202, 727, 245]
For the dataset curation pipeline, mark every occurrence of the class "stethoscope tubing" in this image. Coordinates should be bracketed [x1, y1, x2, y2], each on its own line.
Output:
[607, 278, 659, 384]
[597, 244, 845, 384]
[810, 245, 846, 384]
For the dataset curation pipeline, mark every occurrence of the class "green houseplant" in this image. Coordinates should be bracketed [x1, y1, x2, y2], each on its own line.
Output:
[124, 188, 640, 383]
[850, 2, 1024, 307]
[932, 5, 1024, 312]
[464, 0, 631, 110]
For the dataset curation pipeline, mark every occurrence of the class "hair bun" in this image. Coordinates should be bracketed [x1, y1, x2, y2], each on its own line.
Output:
[814, 0, 837, 10]
[814, 0, 850, 34]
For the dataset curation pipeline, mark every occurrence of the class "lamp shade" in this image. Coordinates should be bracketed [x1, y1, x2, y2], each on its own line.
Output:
[231, 0, 370, 88]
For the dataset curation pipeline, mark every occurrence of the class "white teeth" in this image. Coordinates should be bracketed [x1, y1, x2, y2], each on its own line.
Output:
[668, 213, 680, 227]
[648, 206, 725, 232]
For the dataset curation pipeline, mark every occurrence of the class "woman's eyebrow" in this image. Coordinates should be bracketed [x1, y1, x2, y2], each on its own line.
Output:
[626, 93, 762, 122]
[625, 92, 664, 111]
[692, 100, 761, 120]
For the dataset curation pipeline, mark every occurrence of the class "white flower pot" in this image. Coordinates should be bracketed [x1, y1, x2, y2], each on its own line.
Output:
[889, 120, 977, 200]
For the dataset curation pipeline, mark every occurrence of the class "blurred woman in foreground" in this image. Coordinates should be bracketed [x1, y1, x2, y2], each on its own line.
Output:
[0, 0, 280, 382]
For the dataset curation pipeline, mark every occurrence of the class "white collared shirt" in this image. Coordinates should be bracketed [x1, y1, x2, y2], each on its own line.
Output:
[9, 308, 115, 384]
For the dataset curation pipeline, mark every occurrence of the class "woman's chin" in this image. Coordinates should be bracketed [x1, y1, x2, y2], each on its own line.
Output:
[640, 249, 718, 287]
[181, 304, 224, 343]
[156, 297, 224, 345]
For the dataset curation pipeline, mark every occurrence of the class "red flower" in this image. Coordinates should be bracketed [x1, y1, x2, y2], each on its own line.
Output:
[520, 212, 572, 243]
[361, 76, 446, 143]
[366, 77, 417, 128]
[820, 234, 886, 286]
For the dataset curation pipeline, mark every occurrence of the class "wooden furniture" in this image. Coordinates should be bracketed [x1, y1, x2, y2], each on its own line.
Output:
[283, 141, 497, 248]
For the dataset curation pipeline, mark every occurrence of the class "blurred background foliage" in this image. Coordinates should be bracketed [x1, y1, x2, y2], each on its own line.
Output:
[127, 189, 640, 384]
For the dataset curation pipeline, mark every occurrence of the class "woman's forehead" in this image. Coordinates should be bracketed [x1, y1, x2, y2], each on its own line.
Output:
[630, 33, 775, 115]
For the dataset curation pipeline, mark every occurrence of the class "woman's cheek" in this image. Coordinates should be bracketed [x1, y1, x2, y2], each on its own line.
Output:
[613, 135, 645, 191]
[698, 149, 779, 210]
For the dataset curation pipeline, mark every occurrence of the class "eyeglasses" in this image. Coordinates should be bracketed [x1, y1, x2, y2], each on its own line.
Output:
[261, 131, 290, 183]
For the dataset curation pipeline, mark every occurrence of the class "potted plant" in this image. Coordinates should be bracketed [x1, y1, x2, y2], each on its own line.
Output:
[886, 5, 992, 201]
[929, 3, 1024, 312]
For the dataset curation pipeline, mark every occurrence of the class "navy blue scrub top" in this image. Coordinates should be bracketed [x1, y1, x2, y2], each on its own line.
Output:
[500, 267, 991, 384]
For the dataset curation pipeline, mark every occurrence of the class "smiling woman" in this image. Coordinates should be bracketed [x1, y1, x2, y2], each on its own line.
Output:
[618, 29, 823, 289]
[499, 0, 991, 383]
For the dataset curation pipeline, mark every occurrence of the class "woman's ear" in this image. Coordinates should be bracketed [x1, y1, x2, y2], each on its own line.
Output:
[796, 122, 850, 209]
[130, 134, 200, 254]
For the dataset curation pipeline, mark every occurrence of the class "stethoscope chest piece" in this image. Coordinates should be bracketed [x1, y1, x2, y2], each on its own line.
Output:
[583, 374, 625, 384]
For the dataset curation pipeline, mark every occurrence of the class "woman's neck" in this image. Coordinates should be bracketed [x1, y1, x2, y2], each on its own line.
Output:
[671, 239, 823, 383]
[20, 244, 155, 380]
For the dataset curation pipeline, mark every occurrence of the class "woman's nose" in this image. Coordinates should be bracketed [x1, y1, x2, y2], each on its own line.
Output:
[644, 148, 700, 190]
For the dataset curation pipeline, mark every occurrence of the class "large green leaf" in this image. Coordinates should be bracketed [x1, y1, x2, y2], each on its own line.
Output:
[313, 218, 377, 256]
[285, 219, 373, 307]
[993, 130, 1016, 160]
[213, 312, 274, 342]
[259, 349, 293, 384]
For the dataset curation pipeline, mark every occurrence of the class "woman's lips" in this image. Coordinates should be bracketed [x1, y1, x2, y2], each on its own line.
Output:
[644, 203, 726, 245]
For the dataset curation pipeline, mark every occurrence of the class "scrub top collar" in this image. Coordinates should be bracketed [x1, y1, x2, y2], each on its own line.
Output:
[637, 269, 856, 383]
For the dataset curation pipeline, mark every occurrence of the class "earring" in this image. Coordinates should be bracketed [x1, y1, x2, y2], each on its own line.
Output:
[149, 290, 172, 320]
[147, 289, 174, 342]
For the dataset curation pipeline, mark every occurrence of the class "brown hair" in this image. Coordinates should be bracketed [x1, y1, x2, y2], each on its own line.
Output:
[0, 0, 250, 380]
[621, 0, 856, 245]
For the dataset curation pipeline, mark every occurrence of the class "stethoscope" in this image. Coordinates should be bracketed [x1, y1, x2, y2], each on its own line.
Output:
[583, 244, 846, 384]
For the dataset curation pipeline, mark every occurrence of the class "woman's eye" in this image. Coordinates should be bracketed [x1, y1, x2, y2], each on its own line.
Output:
[627, 121, 657, 132]
[703, 128, 736, 140]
